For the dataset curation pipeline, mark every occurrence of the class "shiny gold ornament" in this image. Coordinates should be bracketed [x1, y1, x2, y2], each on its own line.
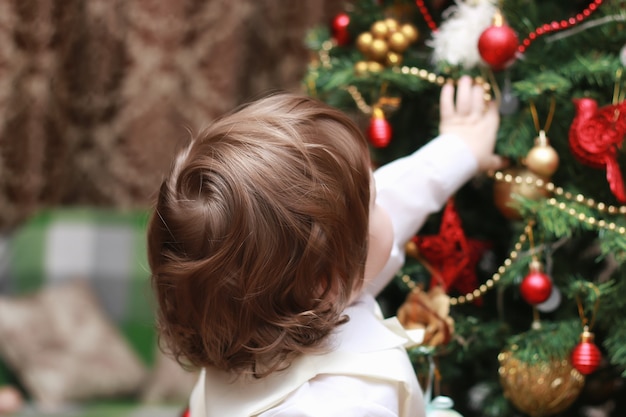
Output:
[354, 20, 419, 68]
[524, 130, 560, 177]
[370, 21, 389, 39]
[353, 60, 369, 76]
[366, 61, 384, 73]
[388, 31, 410, 53]
[499, 350, 585, 417]
[356, 32, 374, 54]
[405, 240, 419, 259]
[385, 51, 402, 67]
[383, 17, 399, 33]
[400, 23, 419, 43]
[368, 38, 389, 61]
[493, 167, 551, 220]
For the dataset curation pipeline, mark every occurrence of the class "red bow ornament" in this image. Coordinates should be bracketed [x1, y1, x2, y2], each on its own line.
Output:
[569, 98, 626, 202]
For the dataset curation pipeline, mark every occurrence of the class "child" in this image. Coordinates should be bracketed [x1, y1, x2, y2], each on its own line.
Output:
[147, 75, 503, 417]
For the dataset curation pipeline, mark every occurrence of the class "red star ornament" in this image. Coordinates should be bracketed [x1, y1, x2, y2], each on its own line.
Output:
[411, 199, 491, 302]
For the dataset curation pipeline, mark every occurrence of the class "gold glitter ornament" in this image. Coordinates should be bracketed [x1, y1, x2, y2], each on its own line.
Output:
[498, 349, 584, 417]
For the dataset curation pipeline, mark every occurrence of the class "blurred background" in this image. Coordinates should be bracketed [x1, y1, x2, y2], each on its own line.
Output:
[0, 0, 343, 231]
[0, 1, 342, 416]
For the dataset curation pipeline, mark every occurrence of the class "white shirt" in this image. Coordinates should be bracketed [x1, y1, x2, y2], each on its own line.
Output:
[189, 134, 478, 417]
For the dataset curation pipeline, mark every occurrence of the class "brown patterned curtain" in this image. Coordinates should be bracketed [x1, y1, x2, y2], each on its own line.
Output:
[0, 0, 343, 231]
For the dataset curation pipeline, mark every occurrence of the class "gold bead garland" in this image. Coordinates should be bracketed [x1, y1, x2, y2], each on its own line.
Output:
[546, 198, 626, 234]
[394, 66, 492, 102]
[314, 39, 625, 304]
[344, 85, 373, 115]
[401, 222, 534, 306]
[401, 172, 626, 306]
[313, 39, 493, 112]
[318, 40, 334, 69]
[491, 170, 626, 219]
[344, 66, 493, 116]
[394, 65, 448, 86]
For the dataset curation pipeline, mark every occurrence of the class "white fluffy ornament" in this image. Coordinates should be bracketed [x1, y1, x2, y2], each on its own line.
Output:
[428, 0, 497, 69]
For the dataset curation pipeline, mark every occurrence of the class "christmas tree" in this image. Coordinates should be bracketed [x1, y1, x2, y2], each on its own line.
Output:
[303, 1, 626, 416]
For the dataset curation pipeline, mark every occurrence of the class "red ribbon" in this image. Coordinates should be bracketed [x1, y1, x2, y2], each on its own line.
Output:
[569, 98, 626, 202]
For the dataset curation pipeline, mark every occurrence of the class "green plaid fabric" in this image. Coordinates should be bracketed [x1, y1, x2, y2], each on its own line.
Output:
[0, 208, 157, 366]
[14, 402, 182, 417]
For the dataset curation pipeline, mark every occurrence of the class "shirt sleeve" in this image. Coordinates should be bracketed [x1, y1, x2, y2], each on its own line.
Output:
[364, 134, 479, 296]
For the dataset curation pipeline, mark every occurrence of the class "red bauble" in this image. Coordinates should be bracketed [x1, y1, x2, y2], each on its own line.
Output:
[368, 108, 392, 148]
[572, 328, 602, 375]
[331, 13, 351, 46]
[520, 263, 552, 305]
[478, 13, 519, 70]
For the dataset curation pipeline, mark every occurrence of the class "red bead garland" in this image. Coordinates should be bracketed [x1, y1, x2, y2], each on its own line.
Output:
[415, 0, 438, 33]
[518, 0, 603, 54]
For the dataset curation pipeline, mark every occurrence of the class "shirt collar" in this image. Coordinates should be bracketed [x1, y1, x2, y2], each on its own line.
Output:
[329, 293, 424, 353]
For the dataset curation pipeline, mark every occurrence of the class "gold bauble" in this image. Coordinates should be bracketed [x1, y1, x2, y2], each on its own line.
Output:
[524, 131, 560, 177]
[388, 31, 410, 53]
[383, 17, 399, 33]
[400, 23, 419, 43]
[385, 51, 403, 67]
[493, 167, 551, 220]
[356, 32, 374, 54]
[405, 240, 419, 259]
[370, 21, 389, 39]
[368, 38, 389, 61]
[366, 61, 384, 73]
[354, 60, 369, 76]
[499, 350, 585, 417]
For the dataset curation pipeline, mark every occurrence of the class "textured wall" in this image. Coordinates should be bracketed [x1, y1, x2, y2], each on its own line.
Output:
[0, 0, 342, 230]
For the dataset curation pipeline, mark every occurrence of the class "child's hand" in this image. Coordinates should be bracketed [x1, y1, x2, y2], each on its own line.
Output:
[439, 75, 505, 172]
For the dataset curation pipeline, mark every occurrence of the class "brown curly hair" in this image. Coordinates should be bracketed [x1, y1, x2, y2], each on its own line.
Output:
[147, 92, 371, 377]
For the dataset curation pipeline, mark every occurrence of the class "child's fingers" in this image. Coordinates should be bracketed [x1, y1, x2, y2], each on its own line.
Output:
[440, 80, 455, 120]
[483, 154, 508, 172]
[470, 83, 486, 116]
[455, 76, 473, 115]
[480, 97, 498, 122]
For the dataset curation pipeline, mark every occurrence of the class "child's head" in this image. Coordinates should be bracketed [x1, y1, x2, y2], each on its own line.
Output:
[147, 92, 372, 376]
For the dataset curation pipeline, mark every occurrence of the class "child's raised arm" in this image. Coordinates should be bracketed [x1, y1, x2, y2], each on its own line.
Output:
[440, 75, 504, 172]
[365, 76, 504, 296]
